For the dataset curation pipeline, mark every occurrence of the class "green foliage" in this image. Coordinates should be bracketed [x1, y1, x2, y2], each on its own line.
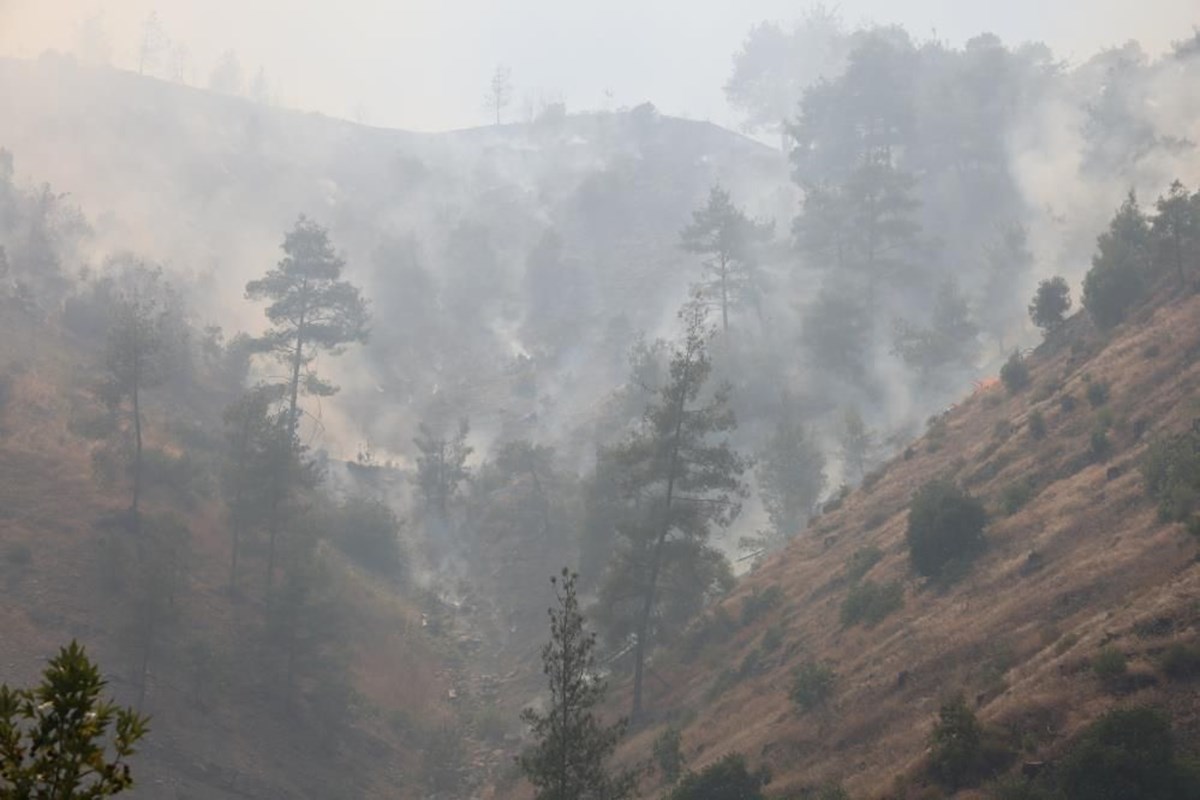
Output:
[750, 415, 826, 555]
[1091, 646, 1128, 686]
[906, 479, 987, 579]
[668, 752, 768, 800]
[328, 494, 404, 577]
[999, 479, 1035, 516]
[844, 545, 883, 582]
[412, 417, 472, 519]
[245, 216, 369, 429]
[518, 570, 634, 800]
[1151, 180, 1200, 287]
[1082, 192, 1150, 330]
[892, 278, 981, 378]
[1029, 276, 1072, 332]
[1160, 642, 1200, 680]
[928, 695, 984, 790]
[1027, 410, 1047, 440]
[596, 300, 748, 719]
[680, 185, 774, 332]
[1085, 379, 1110, 408]
[1000, 350, 1031, 394]
[1059, 707, 1197, 800]
[789, 661, 835, 712]
[1090, 426, 1113, 462]
[0, 641, 149, 797]
[741, 585, 784, 627]
[841, 579, 904, 627]
[1140, 429, 1200, 522]
[653, 726, 684, 784]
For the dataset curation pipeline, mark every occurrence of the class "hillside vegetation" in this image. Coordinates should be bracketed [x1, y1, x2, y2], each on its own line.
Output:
[606, 283, 1200, 798]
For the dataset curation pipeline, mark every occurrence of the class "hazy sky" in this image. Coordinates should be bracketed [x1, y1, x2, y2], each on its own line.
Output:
[1, 0, 1197, 132]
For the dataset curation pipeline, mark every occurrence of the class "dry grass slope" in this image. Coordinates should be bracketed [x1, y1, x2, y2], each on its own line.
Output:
[616, 290, 1200, 798]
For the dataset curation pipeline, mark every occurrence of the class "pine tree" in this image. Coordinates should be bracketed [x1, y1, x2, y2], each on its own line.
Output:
[680, 186, 773, 333]
[245, 217, 368, 597]
[0, 641, 149, 797]
[1083, 191, 1150, 330]
[518, 569, 634, 800]
[412, 417, 473, 520]
[742, 412, 825, 556]
[603, 299, 747, 720]
[1151, 180, 1200, 288]
[220, 385, 286, 591]
[103, 262, 175, 542]
[1029, 276, 1072, 333]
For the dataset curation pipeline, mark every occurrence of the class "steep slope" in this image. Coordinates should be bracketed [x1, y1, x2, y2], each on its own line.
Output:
[0, 305, 460, 799]
[613, 289, 1200, 798]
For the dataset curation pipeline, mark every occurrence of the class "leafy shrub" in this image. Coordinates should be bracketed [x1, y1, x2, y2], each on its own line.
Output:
[654, 726, 684, 783]
[682, 607, 738, 658]
[844, 545, 883, 582]
[1028, 410, 1047, 440]
[1029, 276, 1072, 332]
[1141, 430, 1200, 522]
[761, 623, 785, 653]
[1000, 351, 1031, 393]
[1059, 707, 1195, 800]
[1092, 646, 1128, 686]
[1086, 379, 1110, 408]
[840, 580, 904, 627]
[1060, 394, 1077, 414]
[862, 464, 887, 492]
[928, 695, 984, 790]
[142, 448, 212, 508]
[668, 753, 768, 800]
[790, 661, 835, 712]
[1090, 427, 1113, 462]
[906, 479, 987, 579]
[1160, 643, 1200, 680]
[330, 495, 404, 578]
[707, 668, 739, 701]
[999, 479, 1035, 516]
[740, 585, 784, 627]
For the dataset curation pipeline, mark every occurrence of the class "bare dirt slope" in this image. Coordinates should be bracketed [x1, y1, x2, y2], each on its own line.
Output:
[615, 289, 1200, 798]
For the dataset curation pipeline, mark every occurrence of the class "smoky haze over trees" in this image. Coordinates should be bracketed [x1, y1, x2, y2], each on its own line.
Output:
[1, 5, 1200, 799]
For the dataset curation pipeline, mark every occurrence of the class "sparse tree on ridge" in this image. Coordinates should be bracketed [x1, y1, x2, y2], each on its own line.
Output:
[518, 569, 635, 800]
[486, 65, 514, 125]
[680, 186, 774, 333]
[245, 217, 368, 597]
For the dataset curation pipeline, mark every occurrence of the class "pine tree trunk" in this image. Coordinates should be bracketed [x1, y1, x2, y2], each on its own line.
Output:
[632, 354, 693, 721]
[266, 324, 305, 601]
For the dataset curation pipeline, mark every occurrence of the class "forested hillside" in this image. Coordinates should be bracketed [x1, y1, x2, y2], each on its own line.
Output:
[2, 14, 1200, 800]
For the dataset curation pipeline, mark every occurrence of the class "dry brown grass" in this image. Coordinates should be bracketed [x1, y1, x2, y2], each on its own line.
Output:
[600, 293, 1200, 798]
[0, 327, 453, 799]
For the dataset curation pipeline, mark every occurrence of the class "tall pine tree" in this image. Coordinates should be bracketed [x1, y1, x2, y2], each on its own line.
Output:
[518, 569, 634, 800]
